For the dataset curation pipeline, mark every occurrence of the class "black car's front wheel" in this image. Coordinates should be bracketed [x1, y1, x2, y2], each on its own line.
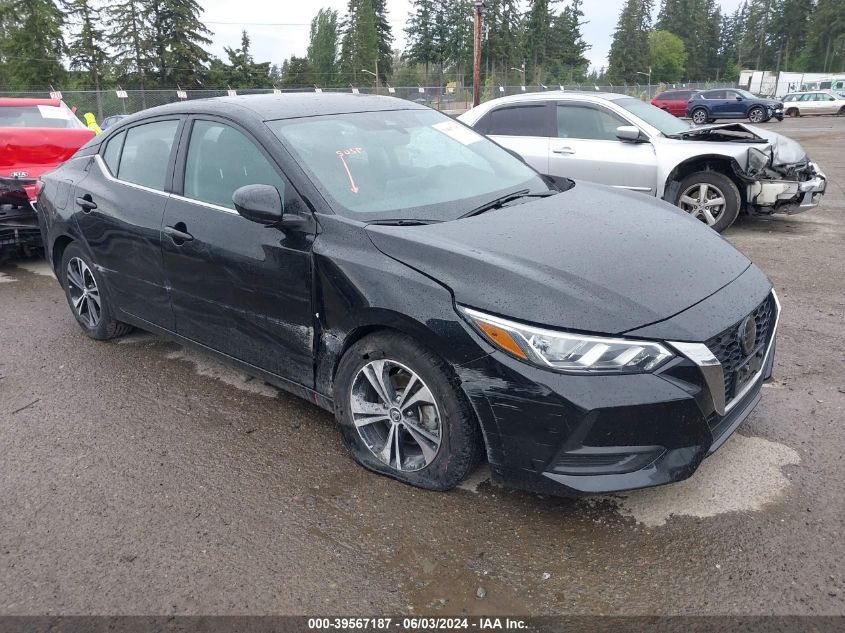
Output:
[675, 171, 741, 233]
[748, 106, 766, 123]
[60, 243, 133, 340]
[333, 332, 483, 490]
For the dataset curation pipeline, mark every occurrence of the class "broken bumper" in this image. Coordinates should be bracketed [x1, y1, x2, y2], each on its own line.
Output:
[748, 162, 827, 214]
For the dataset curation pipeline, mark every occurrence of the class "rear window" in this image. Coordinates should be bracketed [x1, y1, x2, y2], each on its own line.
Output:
[0, 104, 85, 129]
[116, 120, 180, 191]
[480, 104, 549, 137]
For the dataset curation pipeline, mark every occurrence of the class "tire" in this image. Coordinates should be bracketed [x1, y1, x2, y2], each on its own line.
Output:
[838, 106, 845, 116]
[674, 170, 741, 233]
[333, 331, 484, 491]
[748, 106, 766, 123]
[691, 108, 709, 125]
[787, 108, 800, 118]
[60, 242, 133, 340]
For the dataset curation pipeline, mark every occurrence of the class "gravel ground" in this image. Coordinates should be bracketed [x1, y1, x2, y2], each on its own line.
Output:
[0, 116, 842, 616]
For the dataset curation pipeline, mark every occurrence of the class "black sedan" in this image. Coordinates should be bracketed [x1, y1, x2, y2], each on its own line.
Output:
[36, 94, 779, 495]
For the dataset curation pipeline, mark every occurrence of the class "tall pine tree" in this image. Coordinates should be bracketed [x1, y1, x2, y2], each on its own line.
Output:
[148, 0, 212, 87]
[0, 0, 65, 89]
[63, 0, 107, 115]
[107, 0, 151, 103]
[308, 8, 339, 87]
[606, 0, 653, 84]
[340, 0, 379, 86]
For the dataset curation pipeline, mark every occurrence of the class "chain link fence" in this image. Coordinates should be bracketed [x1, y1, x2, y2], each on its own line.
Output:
[1, 81, 738, 120]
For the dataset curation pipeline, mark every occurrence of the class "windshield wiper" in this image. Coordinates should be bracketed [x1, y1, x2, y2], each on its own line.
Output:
[458, 190, 558, 219]
[367, 218, 441, 226]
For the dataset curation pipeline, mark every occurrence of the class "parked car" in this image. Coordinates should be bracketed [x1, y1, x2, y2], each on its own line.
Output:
[39, 93, 779, 497]
[458, 91, 826, 232]
[782, 90, 845, 117]
[650, 88, 700, 117]
[0, 98, 94, 259]
[686, 89, 784, 124]
[101, 114, 129, 130]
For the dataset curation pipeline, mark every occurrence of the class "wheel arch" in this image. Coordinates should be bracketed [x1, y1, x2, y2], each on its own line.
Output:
[51, 234, 75, 277]
[662, 155, 746, 207]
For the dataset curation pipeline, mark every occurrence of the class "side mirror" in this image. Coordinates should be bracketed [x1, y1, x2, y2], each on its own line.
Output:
[233, 184, 306, 229]
[735, 95, 743, 101]
[616, 126, 645, 142]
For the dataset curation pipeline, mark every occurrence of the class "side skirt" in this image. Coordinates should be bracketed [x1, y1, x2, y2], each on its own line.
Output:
[118, 312, 335, 412]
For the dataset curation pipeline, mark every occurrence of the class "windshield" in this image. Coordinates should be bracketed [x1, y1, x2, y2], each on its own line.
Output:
[268, 109, 549, 221]
[613, 97, 691, 136]
[0, 103, 86, 129]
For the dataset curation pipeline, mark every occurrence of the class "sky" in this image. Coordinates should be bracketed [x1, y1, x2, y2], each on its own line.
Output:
[199, 0, 747, 77]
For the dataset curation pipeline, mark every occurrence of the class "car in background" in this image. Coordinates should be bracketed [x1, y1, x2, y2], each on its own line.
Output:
[0, 98, 94, 259]
[686, 89, 784, 124]
[651, 89, 700, 117]
[458, 91, 825, 232]
[38, 93, 779, 497]
[101, 114, 129, 130]
[782, 91, 845, 117]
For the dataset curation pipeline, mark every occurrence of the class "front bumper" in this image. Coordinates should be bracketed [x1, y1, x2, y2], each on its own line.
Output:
[457, 292, 780, 496]
[747, 162, 826, 214]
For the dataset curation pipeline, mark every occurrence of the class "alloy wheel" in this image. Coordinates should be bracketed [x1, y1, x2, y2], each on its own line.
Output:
[748, 108, 765, 123]
[678, 182, 727, 226]
[692, 109, 707, 125]
[349, 359, 442, 472]
[66, 257, 101, 328]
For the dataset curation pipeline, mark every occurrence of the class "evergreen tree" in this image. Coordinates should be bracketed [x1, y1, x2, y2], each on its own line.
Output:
[656, 0, 722, 79]
[768, 0, 812, 71]
[148, 0, 212, 87]
[0, 0, 65, 89]
[339, 0, 380, 86]
[371, 0, 394, 81]
[217, 31, 270, 88]
[107, 0, 151, 102]
[482, 0, 523, 84]
[545, 0, 590, 83]
[797, 0, 844, 72]
[63, 0, 107, 115]
[280, 56, 314, 88]
[405, 0, 438, 80]
[523, 0, 554, 84]
[606, 0, 653, 85]
[308, 8, 339, 87]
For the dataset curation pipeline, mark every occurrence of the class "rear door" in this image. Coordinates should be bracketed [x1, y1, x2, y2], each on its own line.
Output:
[548, 101, 657, 193]
[474, 102, 552, 175]
[161, 117, 316, 386]
[74, 117, 182, 329]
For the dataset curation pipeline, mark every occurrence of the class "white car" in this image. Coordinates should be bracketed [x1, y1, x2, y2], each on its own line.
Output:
[782, 90, 845, 117]
[458, 91, 827, 232]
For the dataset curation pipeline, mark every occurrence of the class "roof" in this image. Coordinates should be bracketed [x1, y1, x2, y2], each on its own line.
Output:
[140, 92, 427, 122]
[0, 98, 61, 107]
[480, 90, 630, 105]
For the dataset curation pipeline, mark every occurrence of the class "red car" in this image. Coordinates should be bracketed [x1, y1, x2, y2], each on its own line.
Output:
[650, 89, 701, 117]
[0, 98, 94, 258]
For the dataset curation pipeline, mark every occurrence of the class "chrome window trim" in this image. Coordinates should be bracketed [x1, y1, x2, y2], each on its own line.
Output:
[169, 193, 239, 215]
[669, 290, 780, 417]
[93, 154, 170, 198]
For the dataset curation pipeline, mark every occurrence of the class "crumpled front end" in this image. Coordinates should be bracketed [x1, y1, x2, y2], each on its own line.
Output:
[0, 176, 41, 259]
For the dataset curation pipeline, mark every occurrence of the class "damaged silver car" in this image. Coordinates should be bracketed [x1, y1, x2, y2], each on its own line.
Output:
[458, 92, 827, 232]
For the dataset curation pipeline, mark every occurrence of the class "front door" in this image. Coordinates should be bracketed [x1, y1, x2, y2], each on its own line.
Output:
[478, 102, 551, 175]
[161, 118, 316, 387]
[548, 102, 657, 193]
[74, 118, 182, 329]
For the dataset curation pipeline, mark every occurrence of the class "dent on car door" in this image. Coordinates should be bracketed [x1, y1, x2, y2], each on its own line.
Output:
[73, 118, 181, 329]
[161, 118, 316, 387]
[549, 103, 657, 193]
[478, 103, 550, 175]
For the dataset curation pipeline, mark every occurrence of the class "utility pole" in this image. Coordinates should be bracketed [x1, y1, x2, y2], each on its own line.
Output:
[473, 1, 488, 107]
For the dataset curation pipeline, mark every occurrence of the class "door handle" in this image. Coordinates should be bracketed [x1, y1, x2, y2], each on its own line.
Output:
[552, 146, 576, 155]
[164, 223, 194, 244]
[76, 195, 97, 211]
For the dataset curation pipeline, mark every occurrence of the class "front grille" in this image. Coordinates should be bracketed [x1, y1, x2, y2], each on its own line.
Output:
[705, 295, 776, 407]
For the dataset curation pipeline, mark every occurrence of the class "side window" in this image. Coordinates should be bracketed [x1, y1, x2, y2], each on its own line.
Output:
[707, 90, 726, 100]
[800, 93, 812, 101]
[102, 131, 125, 176]
[117, 120, 179, 191]
[556, 105, 627, 141]
[184, 120, 290, 211]
[482, 105, 548, 137]
[783, 95, 795, 102]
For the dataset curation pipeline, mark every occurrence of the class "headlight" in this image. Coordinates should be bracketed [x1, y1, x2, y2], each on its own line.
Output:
[746, 147, 771, 177]
[460, 307, 674, 373]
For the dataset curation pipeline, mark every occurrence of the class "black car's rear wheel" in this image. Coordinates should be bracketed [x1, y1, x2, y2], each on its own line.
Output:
[691, 108, 709, 125]
[748, 106, 766, 123]
[61, 243, 133, 340]
[333, 331, 483, 490]
[675, 171, 741, 233]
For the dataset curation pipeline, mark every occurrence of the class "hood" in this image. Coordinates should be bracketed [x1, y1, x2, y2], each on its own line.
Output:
[677, 122, 808, 168]
[366, 183, 751, 335]
[0, 127, 94, 180]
